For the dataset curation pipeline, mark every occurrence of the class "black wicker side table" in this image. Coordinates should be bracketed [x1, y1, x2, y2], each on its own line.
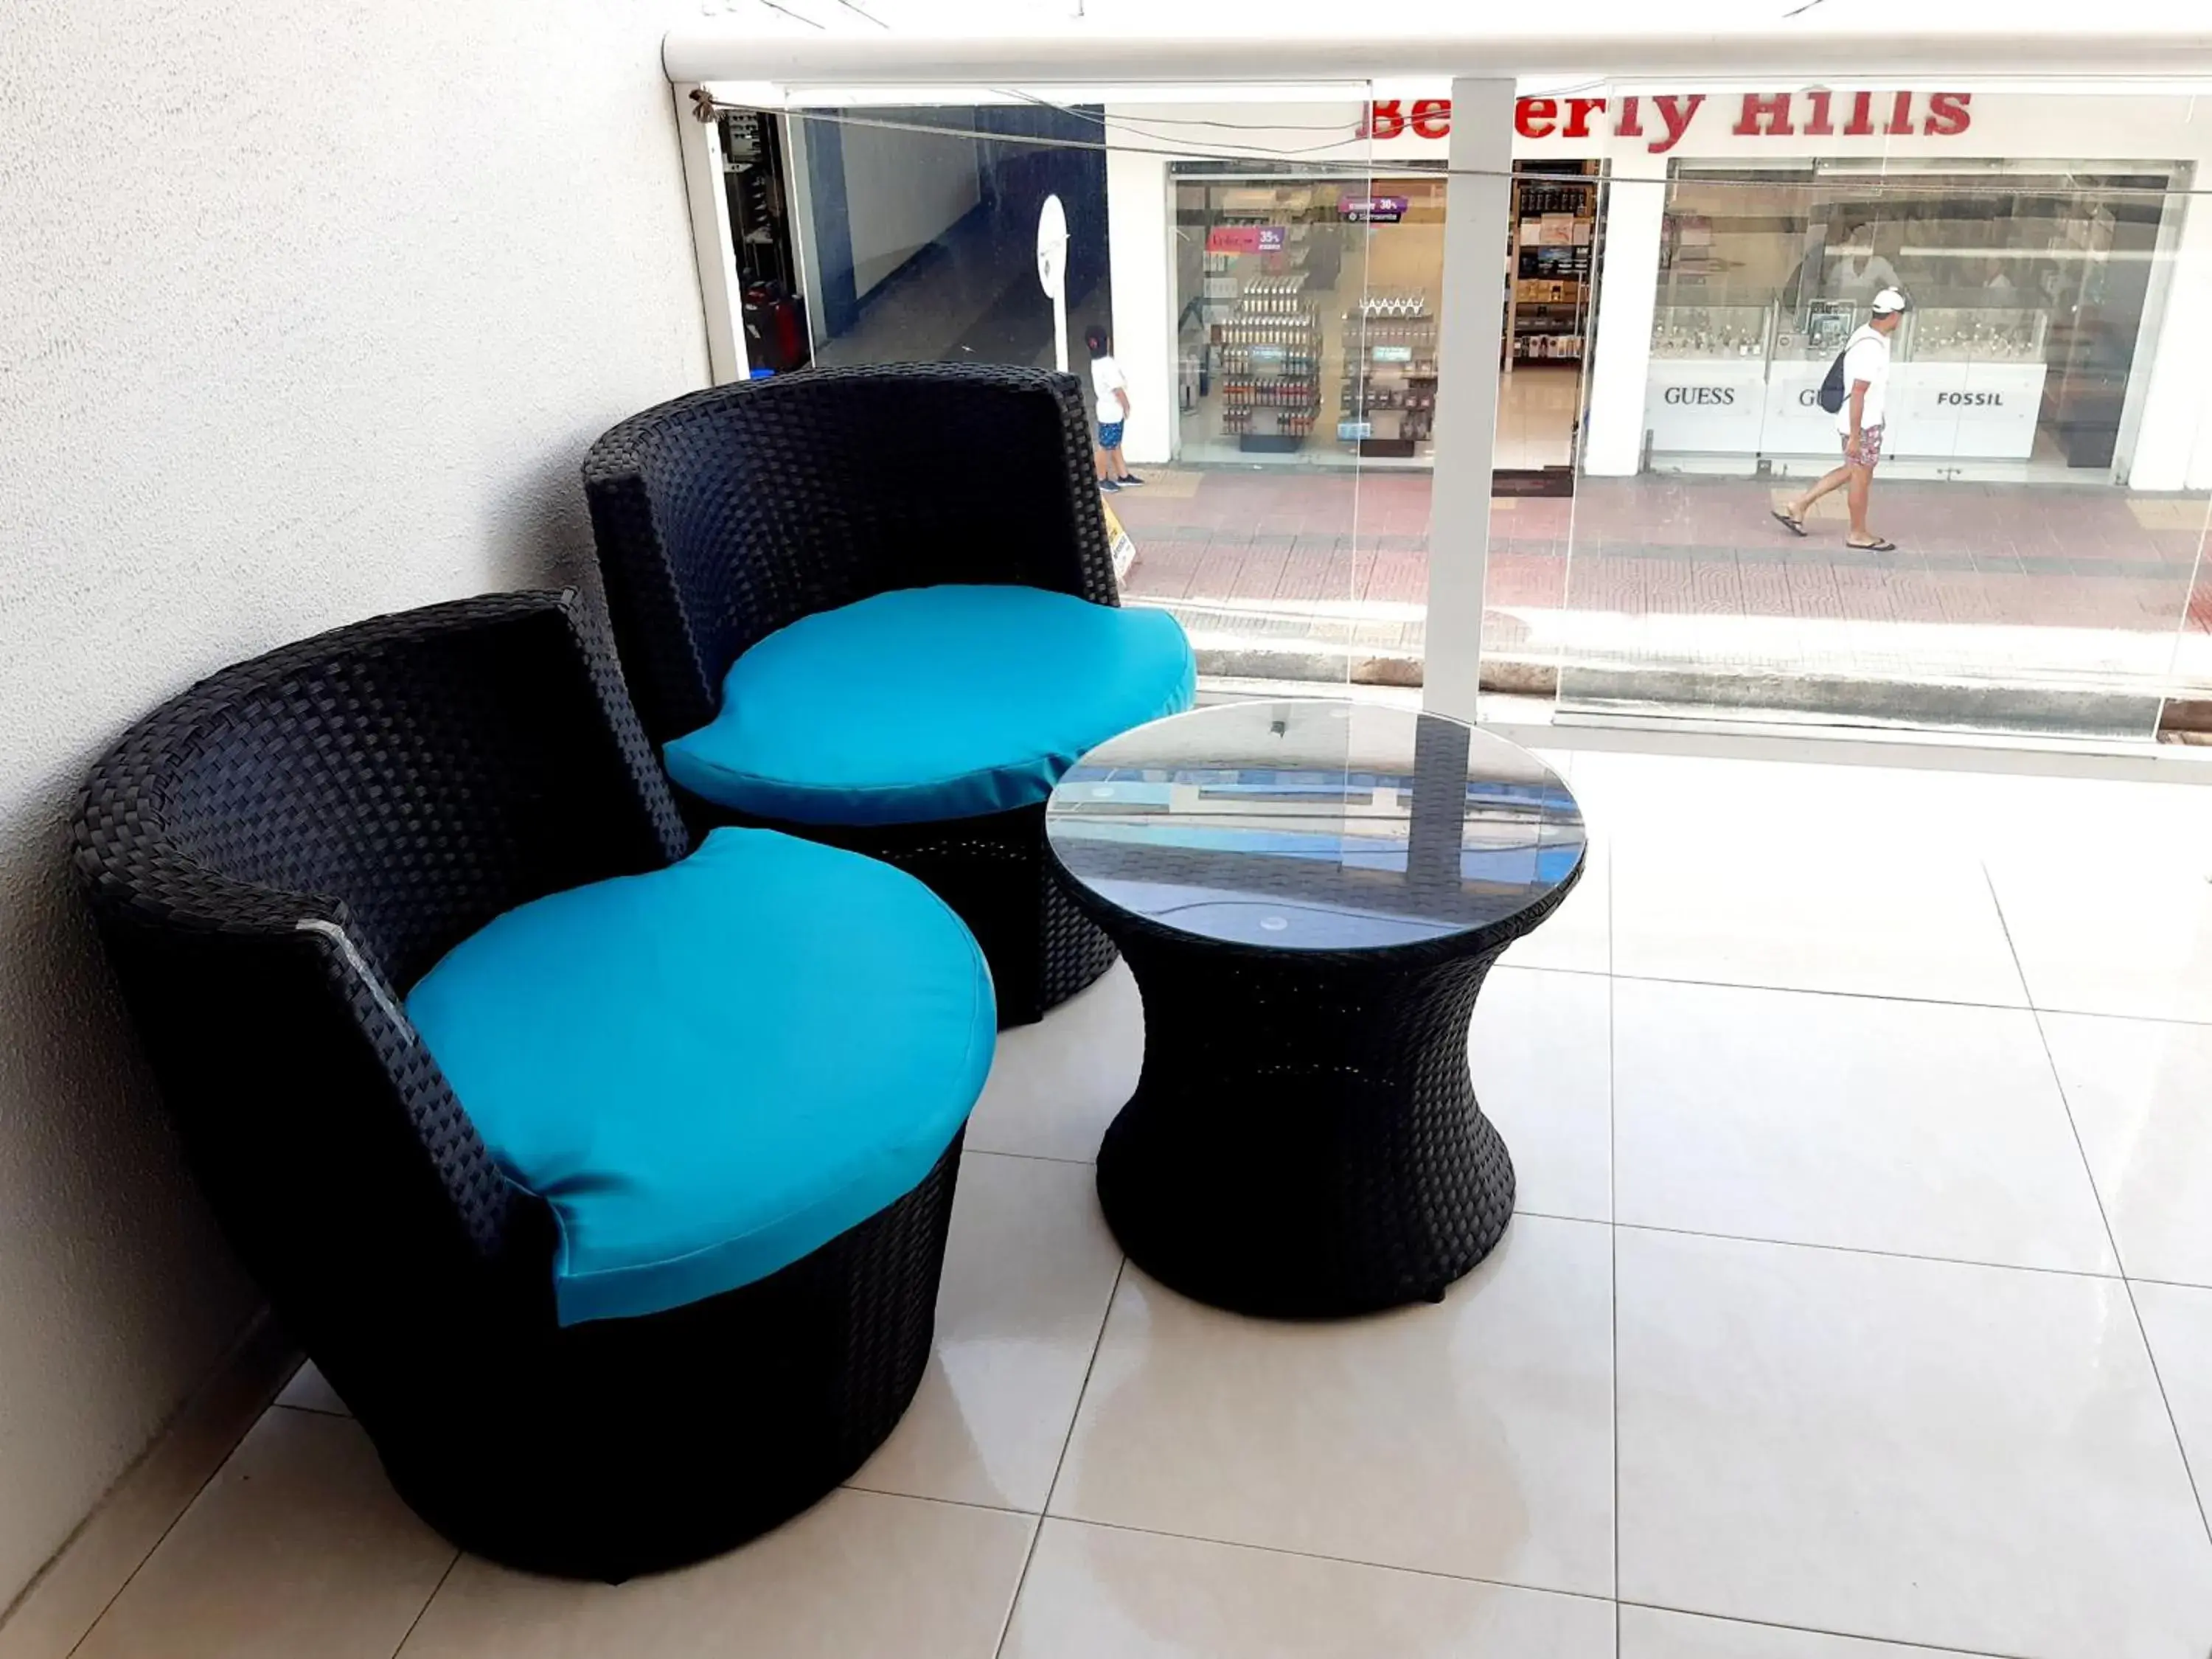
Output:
[1044, 699, 1585, 1318]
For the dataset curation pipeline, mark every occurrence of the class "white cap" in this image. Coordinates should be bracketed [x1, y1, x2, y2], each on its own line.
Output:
[1872, 288, 1907, 315]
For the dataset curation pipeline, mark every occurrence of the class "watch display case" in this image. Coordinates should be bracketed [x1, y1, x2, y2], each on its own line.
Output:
[1649, 304, 1774, 361]
[1905, 307, 2049, 363]
[1773, 299, 1860, 361]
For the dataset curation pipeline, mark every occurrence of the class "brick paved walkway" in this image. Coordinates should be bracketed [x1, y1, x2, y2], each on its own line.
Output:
[1111, 469, 2212, 707]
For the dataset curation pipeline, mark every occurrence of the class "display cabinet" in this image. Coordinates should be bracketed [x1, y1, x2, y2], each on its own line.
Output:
[1645, 302, 1775, 453]
[1649, 303, 1773, 361]
[1339, 291, 1436, 459]
[1906, 307, 2048, 363]
[1217, 276, 1321, 453]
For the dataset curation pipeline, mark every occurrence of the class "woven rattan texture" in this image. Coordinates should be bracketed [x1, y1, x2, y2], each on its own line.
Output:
[381, 1138, 961, 1579]
[72, 591, 684, 1264]
[1057, 841, 1583, 1318]
[1093, 940, 1517, 1317]
[582, 364, 1123, 1024]
[582, 362, 1117, 745]
[70, 592, 962, 1576]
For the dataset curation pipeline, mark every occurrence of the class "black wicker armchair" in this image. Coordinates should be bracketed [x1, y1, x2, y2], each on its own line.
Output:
[582, 362, 1195, 1027]
[71, 591, 987, 1580]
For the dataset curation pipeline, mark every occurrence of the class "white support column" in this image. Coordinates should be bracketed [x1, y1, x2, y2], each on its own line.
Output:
[1582, 148, 1668, 478]
[1106, 130, 1174, 466]
[2127, 178, 2212, 492]
[672, 84, 748, 385]
[1422, 77, 1517, 724]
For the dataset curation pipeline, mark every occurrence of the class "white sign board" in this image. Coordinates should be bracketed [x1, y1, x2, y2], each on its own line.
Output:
[1036, 193, 1069, 375]
[1655, 356, 2046, 461]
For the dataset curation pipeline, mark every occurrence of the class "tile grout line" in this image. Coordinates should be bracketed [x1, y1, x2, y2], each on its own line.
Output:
[1982, 859, 2212, 1553]
[1601, 1216, 2128, 1286]
[1602, 827, 1622, 1646]
[836, 1484, 1042, 1521]
[1495, 957, 2196, 1025]
[383, 1551, 462, 1659]
[1509, 851, 2212, 1032]
[1040, 1509, 1620, 1609]
[1616, 1597, 2034, 1659]
[961, 1147, 1096, 1169]
[60, 1380, 282, 1659]
[989, 1255, 1127, 1659]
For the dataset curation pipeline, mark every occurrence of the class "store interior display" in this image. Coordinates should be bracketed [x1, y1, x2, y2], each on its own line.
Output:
[1162, 147, 2173, 485]
[1174, 170, 1453, 468]
[1649, 164, 2174, 474]
[1218, 283, 1322, 452]
[1652, 306, 1770, 359]
[1340, 291, 1437, 459]
[1507, 161, 1598, 368]
[1908, 310, 2050, 362]
[1772, 299, 1857, 359]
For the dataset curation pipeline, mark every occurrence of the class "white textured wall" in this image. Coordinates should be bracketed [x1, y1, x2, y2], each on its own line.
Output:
[1104, 136, 1171, 465]
[842, 112, 981, 297]
[0, 0, 707, 1612]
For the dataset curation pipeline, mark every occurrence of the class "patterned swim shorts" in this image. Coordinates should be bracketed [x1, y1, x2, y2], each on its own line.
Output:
[1846, 424, 1885, 467]
[1098, 420, 1125, 450]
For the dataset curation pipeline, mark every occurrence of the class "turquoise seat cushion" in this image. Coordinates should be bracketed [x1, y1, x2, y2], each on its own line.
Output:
[664, 585, 1196, 827]
[405, 828, 994, 1326]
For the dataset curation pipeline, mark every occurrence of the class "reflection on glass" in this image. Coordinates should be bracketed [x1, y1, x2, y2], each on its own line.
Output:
[775, 104, 1116, 375]
[1557, 149, 2212, 743]
[723, 91, 2211, 748]
[1645, 167, 2180, 477]
[1046, 700, 1585, 951]
[756, 96, 1394, 706]
[1172, 173, 1444, 468]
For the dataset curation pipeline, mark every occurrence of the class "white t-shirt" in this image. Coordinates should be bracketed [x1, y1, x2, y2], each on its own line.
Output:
[1091, 355, 1129, 425]
[1836, 324, 1891, 435]
[1833, 251, 1900, 304]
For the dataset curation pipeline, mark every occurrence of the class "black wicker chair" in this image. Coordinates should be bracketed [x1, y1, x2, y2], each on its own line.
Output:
[72, 591, 970, 1580]
[583, 362, 1174, 1026]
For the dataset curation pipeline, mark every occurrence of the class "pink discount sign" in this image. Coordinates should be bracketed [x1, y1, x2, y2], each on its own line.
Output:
[1340, 195, 1408, 223]
[1204, 225, 1287, 255]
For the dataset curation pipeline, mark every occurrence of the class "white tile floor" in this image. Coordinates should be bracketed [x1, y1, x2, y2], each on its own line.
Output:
[54, 748, 2212, 1659]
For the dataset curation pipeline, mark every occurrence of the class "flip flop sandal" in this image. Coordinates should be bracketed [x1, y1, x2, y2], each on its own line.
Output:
[1846, 537, 1898, 552]
[1770, 507, 1808, 537]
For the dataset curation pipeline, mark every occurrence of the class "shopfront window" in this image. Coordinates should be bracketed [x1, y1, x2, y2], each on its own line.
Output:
[763, 91, 1403, 705]
[1171, 169, 1444, 470]
[1645, 165, 2184, 482]
[1554, 118, 2212, 741]
[715, 80, 2212, 745]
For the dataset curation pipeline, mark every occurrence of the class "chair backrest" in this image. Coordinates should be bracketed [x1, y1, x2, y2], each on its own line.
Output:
[582, 363, 1119, 746]
[72, 593, 689, 1326]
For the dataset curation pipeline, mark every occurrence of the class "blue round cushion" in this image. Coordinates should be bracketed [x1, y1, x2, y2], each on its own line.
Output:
[405, 828, 995, 1326]
[663, 585, 1196, 826]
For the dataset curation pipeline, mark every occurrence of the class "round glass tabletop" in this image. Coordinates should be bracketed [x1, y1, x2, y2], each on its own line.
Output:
[1044, 700, 1585, 953]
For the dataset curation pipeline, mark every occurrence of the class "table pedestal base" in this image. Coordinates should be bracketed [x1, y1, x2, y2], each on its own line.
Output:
[1095, 939, 1516, 1318]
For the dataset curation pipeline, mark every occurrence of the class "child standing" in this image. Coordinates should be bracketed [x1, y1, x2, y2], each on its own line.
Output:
[1085, 324, 1142, 493]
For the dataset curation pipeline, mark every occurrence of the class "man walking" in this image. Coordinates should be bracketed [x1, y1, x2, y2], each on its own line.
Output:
[1774, 288, 1906, 552]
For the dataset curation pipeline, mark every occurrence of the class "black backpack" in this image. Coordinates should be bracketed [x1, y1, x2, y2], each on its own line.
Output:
[1817, 347, 1850, 414]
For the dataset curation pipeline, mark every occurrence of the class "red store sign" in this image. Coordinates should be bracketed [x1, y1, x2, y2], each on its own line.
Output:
[1363, 91, 1973, 155]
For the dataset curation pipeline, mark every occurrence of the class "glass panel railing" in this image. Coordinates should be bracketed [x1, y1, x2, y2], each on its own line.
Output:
[1483, 155, 1601, 712]
[1541, 84, 2212, 740]
[740, 89, 1403, 706]
[719, 77, 2212, 747]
